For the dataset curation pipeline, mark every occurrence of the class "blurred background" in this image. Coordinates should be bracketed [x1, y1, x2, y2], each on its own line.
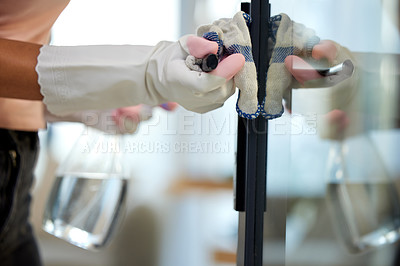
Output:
[32, 1, 242, 266]
[30, 0, 400, 265]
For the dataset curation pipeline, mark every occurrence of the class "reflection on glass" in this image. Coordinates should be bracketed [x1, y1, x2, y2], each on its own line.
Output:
[326, 135, 400, 253]
[268, 0, 400, 264]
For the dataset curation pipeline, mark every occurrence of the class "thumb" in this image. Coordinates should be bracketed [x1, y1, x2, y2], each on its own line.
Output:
[185, 35, 245, 80]
[312, 40, 337, 62]
[211, 53, 245, 80]
[186, 35, 218, 58]
[284, 55, 323, 84]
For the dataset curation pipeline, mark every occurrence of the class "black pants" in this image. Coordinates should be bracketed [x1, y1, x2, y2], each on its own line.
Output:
[0, 129, 42, 266]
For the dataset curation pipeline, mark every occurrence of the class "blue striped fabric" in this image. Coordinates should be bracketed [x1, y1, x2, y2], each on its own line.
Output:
[236, 104, 260, 119]
[202, 12, 254, 64]
[202, 31, 224, 57]
[235, 91, 260, 119]
[271, 46, 296, 63]
[259, 99, 284, 119]
[226, 44, 253, 62]
[202, 32, 254, 63]
[242, 12, 252, 26]
[261, 14, 286, 119]
[202, 12, 297, 120]
[269, 14, 282, 44]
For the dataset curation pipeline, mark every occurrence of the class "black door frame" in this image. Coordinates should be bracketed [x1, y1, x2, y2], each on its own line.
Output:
[235, 1, 271, 265]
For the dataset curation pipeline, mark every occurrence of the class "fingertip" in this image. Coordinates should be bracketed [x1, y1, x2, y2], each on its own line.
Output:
[111, 108, 120, 124]
[312, 40, 337, 62]
[160, 102, 179, 111]
[284, 55, 323, 84]
[284, 55, 296, 72]
[187, 36, 218, 58]
[211, 53, 245, 80]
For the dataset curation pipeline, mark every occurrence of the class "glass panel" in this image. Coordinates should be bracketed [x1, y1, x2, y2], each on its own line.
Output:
[264, 0, 400, 265]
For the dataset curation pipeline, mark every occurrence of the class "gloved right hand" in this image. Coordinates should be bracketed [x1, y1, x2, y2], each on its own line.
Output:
[37, 35, 245, 116]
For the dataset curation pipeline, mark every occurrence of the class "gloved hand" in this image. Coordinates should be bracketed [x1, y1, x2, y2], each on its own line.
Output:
[37, 35, 244, 116]
[45, 104, 152, 134]
[284, 39, 360, 139]
[45, 103, 178, 134]
[112, 102, 179, 134]
[192, 11, 259, 119]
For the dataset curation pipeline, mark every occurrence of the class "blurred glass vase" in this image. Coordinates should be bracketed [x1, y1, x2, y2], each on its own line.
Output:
[43, 127, 128, 250]
[326, 133, 400, 253]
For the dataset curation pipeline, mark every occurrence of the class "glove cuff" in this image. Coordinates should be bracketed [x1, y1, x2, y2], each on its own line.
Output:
[37, 44, 163, 116]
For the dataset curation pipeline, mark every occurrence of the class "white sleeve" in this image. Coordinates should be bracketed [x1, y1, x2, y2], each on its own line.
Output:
[36, 44, 168, 116]
[36, 36, 233, 116]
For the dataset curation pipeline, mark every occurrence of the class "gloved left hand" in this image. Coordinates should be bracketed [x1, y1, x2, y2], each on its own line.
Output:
[37, 35, 244, 116]
[45, 102, 179, 134]
[44, 104, 151, 134]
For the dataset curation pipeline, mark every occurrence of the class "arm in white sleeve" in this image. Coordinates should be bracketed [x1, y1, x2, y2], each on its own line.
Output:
[36, 36, 235, 116]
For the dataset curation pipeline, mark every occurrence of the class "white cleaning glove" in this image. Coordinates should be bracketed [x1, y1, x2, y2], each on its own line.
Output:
[36, 36, 238, 116]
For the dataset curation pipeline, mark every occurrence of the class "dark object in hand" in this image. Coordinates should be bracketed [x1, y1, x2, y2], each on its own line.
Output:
[201, 54, 219, 72]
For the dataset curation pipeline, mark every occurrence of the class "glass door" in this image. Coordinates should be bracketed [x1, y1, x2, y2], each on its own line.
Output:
[236, 0, 400, 265]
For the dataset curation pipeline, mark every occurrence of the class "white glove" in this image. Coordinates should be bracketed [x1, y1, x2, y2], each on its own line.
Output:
[37, 35, 241, 116]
